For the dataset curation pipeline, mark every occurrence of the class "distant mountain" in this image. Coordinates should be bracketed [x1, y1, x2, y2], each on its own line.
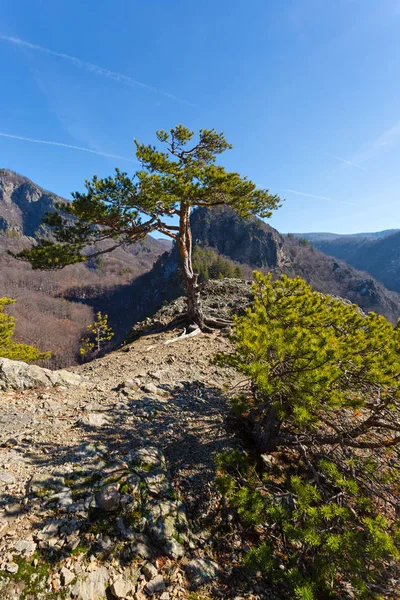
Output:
[126, 206, 400, 326]
[293, 230, 400, 242]
[2, 168, 400, 366]
[0, 169, 170, 367]
[297, 231, 400, 294]
[191, 208, 400, 323]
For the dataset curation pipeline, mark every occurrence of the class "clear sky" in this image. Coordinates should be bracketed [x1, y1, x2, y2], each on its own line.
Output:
[1, 0, 400, 234]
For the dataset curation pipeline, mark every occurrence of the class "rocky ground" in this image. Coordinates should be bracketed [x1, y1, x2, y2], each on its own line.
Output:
[0, 281, 271, 600]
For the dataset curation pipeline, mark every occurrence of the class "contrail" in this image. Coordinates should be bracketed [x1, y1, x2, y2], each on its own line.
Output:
[0, 132, 138, 163]
[284, 189, 356, 206]
[0, 34, 195, 107]
[323, 152, 367, 172]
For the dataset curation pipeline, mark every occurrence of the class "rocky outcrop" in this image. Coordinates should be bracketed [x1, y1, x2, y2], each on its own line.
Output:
[0, 357, 81, 391]
[0, 169, 62, 237]
[191, 205, 289, 268]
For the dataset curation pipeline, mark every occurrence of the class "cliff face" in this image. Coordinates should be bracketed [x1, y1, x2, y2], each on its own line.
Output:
[0, 169, 61, 237]
[187, 206, 400, 324]
[191, 206, 288, 269]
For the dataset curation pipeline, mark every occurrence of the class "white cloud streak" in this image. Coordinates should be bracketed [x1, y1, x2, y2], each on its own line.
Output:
[284, 189, 356, 206]
[351, 120, 400, 165]
[0, 34, 195, 107]
[323, 152, 367, 171]
[0, 132, 138, 163]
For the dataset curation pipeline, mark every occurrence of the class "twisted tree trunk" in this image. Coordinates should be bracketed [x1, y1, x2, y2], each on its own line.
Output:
[177, 204, 205, 329]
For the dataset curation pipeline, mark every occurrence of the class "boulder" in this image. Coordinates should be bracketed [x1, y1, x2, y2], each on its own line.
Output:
[183, 558, 219, 588]
[0, 357, 81, 391]
[70, 566, 109, 600]
[110, 576, 133, 599]
[94, 484, 121, 512]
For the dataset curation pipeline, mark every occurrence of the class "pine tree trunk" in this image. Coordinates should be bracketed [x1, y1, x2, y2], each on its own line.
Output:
[177, 205, 205, 329]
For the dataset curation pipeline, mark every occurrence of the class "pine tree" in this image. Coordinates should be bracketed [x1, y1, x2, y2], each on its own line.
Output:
[79, 312, 114, 357]
[0, 298, 50, 363]
[12, 125, 280, 329]
[192, 245, 243, 283]
[215, 273, 400, 599]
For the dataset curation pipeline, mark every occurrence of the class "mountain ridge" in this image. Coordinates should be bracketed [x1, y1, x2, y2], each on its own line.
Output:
[2, 168, 400, 367]
[292, 229, 400, 242]
[297, 230, 400, 293]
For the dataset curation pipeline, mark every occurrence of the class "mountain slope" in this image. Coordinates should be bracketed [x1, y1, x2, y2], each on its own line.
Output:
[294, 229, 399, 242]
[115, 207, 400, 328]
[302, 231, 400, 293]
[0, 169, 170, 367]
[191, 207, 400, 323]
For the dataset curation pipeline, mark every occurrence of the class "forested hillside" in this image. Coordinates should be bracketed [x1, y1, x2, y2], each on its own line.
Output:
[301, 230, 400, 293]
[2, 169, 400, 367]
[0, 169, 170, 367]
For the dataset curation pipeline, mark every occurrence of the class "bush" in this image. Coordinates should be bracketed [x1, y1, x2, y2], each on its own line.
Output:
[192, 245, 243, 282]
[215, 273, 400, 599]
[80, 311, 114, 358]
[0, 298, 50, 363]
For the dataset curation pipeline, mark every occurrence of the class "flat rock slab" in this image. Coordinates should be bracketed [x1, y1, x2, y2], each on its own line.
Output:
[80, 413, 110, 427]
[0, 357, 81, 391]
[70, 566, 109, 600]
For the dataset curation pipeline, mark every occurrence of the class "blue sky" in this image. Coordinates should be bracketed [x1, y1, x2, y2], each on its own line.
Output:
[1, 0, 400, 234]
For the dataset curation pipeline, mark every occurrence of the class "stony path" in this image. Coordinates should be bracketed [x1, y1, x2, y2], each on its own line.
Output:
[0, 329, 262, 600]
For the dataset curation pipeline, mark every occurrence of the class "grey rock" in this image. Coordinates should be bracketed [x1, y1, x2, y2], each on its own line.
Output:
[60, 566, 75, 586]
[149, 515, 175, 542]
[50, 489, 73, 508]
[183, 558, 219, 588]
[144, 471, 169, 497]
[6, 562, 19, 574]
[131, 542, 153, 560]
[163, 538, 185, 559]
[70, 566, 109, 600]
[14, 539, 37, 557]
[81, 413, 110, 427]
[30, 473, 65, 497]
[110, 576, 132, 598]
[116, 517, 135, 540]
[0, 357, 81, 391]
[0, 470, 16, 484]
[144, 574, 166, 595]
[141, 382, 159, 395]
[142, 562, 157, 581]
[36, 519, 62, 540]
[133, 446, 165, 469]
[94, 484, 120, 512]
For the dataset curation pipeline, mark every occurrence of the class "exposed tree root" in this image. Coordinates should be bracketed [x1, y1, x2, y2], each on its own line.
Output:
[164, 327, 202, 345]
[170, 312, 233, 332]
[204, 316, 233, 329]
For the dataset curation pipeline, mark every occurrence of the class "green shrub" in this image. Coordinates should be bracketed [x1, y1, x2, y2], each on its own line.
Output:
[0, 298, 50, 362]
[193, 245, 243, 282]
[80, 311, 114, 357]
[215, 273, 400, 599]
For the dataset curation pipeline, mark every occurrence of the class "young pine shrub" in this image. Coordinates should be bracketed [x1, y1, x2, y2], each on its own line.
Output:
[215, 273, 400, 600]
[79, 311, 114, 358]
[0, 298, 50, 363]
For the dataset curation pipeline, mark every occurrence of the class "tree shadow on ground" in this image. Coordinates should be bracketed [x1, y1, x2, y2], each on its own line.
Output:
[0, 381, 251, 597]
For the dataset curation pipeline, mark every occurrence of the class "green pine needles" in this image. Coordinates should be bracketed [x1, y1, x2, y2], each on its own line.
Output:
[11, 125, 280, 328]
[79, 312, 114, 357]
[215, 273, 400, 599]
[0, 298, 50, 363]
